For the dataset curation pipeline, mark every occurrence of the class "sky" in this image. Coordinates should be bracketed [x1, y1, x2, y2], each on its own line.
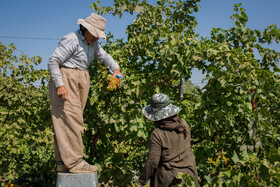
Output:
[0, 0, 279, 85]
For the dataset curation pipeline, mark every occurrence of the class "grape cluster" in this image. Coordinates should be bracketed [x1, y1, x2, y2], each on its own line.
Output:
[107, 76, 120, 91]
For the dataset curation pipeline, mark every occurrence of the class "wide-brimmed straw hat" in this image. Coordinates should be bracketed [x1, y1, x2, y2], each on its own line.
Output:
[77, 13, 107, 39]
[142, 93, 181, 121]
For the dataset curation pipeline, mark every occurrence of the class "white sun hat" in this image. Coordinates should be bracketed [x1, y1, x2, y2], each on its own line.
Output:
[77, 13, 107, 39]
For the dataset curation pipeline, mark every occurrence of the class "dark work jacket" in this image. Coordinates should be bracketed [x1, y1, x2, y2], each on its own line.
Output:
[139, 115, 199, 187]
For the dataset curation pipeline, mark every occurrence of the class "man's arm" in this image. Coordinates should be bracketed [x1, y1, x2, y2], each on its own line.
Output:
[48, 34, 76, 100]
[94, 43, 121, 77]
[48, 34, 76, 87]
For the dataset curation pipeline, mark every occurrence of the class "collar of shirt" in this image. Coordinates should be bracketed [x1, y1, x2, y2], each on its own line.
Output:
[76, 29, 87, 43]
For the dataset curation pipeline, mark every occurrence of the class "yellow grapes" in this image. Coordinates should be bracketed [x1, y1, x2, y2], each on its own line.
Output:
[209, 153, 230, 165]
[107, 76, 120, 91]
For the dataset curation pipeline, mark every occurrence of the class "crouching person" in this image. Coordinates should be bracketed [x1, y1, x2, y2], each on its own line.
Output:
[138, 93, 199, 187]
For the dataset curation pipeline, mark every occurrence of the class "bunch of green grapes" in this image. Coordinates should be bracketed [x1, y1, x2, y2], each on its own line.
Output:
[107, 76, 120, 91]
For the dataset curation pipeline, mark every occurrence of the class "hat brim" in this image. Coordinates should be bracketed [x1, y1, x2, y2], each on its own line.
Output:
[142, 104, 181, 121]
[78, 19, 106, 39]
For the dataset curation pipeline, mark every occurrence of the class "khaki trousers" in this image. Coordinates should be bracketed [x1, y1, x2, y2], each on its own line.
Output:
[49, 67, 90, 169]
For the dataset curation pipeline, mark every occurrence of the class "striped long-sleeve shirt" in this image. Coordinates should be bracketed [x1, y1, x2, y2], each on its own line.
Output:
[48, 30, 119, 88]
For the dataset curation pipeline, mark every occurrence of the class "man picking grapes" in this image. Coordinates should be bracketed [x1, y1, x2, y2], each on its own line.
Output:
[48, 13, 121, 173]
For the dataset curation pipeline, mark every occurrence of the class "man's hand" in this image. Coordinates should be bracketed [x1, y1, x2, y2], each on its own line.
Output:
[57, 85, 68, 100]
[112, 68, 122, 79]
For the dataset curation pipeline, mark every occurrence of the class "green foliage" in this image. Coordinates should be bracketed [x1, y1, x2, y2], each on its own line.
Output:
[191, 3, 280, 186]
[88, 1, 280, 186]
[86, 0, 202, 185]
[174, 172, 196, 187]
[0, 43, 55, 186]
[1, 1, 279, 186]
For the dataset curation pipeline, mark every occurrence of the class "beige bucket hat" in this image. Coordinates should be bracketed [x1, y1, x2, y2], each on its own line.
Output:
[78, 13, 107, 39]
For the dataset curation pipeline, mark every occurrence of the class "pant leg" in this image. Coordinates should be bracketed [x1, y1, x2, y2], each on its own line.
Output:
[49, 67, 90, 169]
[78, 69, 90, 111]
